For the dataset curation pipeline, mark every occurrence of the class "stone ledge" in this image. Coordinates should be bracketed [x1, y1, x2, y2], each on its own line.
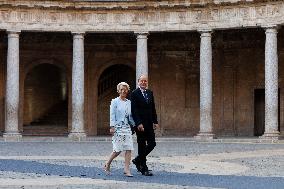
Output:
[0, 0, 277, 11]
[0, 1, 283, 33]
[68, 132, 87, 141]
[2, 133, 22, 142]
[194, 132, 215, 141]
[0, 136, 283, 143]
[260, 132, 281, 140]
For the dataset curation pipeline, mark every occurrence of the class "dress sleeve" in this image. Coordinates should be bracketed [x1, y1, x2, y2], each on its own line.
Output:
[110, 99, 116, 127]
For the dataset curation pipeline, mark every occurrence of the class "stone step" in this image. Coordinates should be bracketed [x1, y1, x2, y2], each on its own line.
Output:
[30, 100, 68, 126]
[23, 125, 68, 136]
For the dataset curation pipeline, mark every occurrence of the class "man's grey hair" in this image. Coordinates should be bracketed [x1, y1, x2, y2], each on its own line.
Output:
[138, 74, 148, 81]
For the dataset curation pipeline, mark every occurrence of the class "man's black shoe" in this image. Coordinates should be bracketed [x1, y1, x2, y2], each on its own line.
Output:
[142, 170, 153, 176]
[132, 158, 142, 172]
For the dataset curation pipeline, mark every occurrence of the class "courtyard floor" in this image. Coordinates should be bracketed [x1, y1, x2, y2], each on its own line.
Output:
[0, 137, 283, 189]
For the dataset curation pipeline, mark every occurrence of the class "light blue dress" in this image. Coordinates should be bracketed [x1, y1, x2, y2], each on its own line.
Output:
[110, 97, 135, 152]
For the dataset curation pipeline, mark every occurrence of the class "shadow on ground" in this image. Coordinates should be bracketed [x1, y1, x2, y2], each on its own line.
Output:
[0, 159, 283, 189]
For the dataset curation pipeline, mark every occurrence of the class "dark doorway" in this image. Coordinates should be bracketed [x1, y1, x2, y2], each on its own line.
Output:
[23, 64, 68, 136]
[97, 64, 135, 135]
[254, 89, 280, 136]
[254, 89, 265, 136]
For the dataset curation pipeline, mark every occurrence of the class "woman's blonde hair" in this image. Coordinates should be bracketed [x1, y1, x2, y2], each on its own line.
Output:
[117, 82, 130, 92]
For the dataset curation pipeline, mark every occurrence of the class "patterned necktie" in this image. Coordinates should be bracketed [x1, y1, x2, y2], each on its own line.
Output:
[142, 90, 149, 103]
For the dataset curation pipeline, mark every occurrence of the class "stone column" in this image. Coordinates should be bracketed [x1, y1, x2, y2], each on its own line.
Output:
[195, 30, 214, 140]
[68, 32, 86, 140]
[135, 32, 149, 83]
[262, 27, 280, 139]
[3, 31, 22, 141]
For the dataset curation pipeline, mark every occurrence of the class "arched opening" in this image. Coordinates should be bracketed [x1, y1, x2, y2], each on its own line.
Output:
[23, 63, 68, 136]
[97, 64, 135, 135]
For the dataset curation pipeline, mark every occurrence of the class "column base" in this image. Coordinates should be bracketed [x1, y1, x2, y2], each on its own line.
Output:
[3, 132, 22, 141]
[194, 132, 215, 141]
[68, 132, 87, 141]
[260, 131, 280, 140]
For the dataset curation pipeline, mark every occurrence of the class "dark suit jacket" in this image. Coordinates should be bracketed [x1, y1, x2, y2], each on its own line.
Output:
[131, 88, 158, 130]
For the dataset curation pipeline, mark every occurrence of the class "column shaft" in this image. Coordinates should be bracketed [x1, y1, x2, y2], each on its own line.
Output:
[136, 33, 149, 82]
[4, 31, 21, 140]
[263, 27, 280, 139]
[69, 33, 86, 140]
[195, 31, 214, 139]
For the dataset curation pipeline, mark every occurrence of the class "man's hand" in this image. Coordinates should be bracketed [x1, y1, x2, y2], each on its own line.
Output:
[110, 127, 115, 135]
[137, 124, 144, 132]
[153, 124, 160, 130]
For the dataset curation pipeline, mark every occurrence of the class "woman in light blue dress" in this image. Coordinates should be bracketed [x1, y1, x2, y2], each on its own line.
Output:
[104, 82, 135, 177]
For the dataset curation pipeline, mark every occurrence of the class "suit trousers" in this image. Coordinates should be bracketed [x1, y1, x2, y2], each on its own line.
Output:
[136, 129, 156, 170]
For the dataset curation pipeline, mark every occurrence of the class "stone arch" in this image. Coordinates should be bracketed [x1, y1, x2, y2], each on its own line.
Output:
[92, 57, 135, 135]
[95, 58, 135, 84]
[23, 58, 70, 80]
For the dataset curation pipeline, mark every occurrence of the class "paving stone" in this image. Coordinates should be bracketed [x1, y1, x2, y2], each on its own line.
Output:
[0, 141, 283, 189]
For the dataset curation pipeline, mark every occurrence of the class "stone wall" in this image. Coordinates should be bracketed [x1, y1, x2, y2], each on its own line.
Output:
[0, 29, 284, 136]
[0, 0, 284, 33]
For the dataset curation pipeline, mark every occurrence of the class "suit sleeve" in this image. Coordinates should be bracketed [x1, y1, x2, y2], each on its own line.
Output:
[131, 92, 142, 127]
[151, 92, 158, 124]
[109, 99, 116, 127]
[129, 112, 136, 127]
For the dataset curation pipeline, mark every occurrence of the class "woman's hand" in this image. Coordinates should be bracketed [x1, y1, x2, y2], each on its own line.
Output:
[110, 127, 115, 135]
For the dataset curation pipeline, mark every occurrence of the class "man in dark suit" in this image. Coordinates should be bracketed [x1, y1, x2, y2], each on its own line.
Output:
[131, 75, 159, 176]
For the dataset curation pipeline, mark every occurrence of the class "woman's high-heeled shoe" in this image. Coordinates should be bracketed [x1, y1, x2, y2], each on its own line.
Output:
[124, 172, 133, 177]
[124, 170, 133, 177]
[104, 163, 111, 175]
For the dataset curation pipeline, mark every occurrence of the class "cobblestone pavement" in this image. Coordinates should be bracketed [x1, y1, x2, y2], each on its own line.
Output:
[0, 139, 283, 189]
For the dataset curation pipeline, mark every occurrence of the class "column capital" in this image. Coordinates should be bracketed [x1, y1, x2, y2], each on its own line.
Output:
[7, 30, 21, 37]
[7, 30, 21, 34]
[262, 24, 279, 29]
[135, 32, 149, 39]
[199, 30, 213, 38]
[198, 29, 213, 34]
[71, 32, 85, 38]
[264, 27, 278, 34]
